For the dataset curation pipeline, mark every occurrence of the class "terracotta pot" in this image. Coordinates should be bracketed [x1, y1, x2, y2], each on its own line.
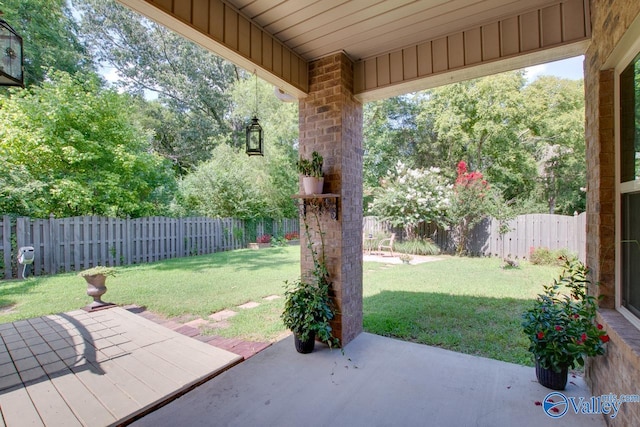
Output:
[302, 176, 324, 195]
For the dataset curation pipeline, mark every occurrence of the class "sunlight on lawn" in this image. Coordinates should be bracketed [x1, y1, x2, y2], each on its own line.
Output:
[0, 248, 560, 366]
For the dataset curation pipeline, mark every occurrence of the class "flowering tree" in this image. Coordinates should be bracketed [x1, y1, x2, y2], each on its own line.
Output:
[448, 161, 498, 255]
[369, 162, 451, 239]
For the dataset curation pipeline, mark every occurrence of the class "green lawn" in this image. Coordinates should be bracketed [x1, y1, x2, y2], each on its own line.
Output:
[0, 247, 560, 365]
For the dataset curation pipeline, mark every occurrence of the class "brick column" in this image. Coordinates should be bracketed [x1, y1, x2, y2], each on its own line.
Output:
[298, 52, 363, 345]
[585, 69, 616, 308]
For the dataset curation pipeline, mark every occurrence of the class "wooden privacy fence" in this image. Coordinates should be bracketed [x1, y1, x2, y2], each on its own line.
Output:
[0, 216, 298, 279]
[363, 213, 587, 262]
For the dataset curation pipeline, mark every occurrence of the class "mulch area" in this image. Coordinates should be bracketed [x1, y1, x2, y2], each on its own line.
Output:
[122, 305, 271, 360]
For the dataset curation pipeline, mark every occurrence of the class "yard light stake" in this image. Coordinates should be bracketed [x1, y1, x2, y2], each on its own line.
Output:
[246, 71, 264, 156]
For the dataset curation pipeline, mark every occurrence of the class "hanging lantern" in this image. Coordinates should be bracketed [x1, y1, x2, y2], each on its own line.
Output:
[246, 72, 264, 156]
[246, 115, 263, 156]
[0, 13, 23, 87]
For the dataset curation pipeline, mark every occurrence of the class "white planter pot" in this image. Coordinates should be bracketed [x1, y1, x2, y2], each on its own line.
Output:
[302, 176, 324, 195]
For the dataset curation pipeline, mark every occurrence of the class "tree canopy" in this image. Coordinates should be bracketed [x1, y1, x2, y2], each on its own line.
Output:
[0, 70, 175, 217]
[0, 0, 586, 224]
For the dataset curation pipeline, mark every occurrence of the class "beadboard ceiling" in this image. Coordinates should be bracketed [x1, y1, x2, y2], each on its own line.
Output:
[226, 0, 571, 62]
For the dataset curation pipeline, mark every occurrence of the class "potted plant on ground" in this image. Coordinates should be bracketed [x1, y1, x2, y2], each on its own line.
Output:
[78, 266, 117, 310]
[521, 257, 609, 390]
[281, 278, 337, 353]
[297, 151, 324, 195]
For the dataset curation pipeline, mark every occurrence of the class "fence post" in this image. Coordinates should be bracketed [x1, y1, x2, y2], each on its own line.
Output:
[2, 216, 12, 279]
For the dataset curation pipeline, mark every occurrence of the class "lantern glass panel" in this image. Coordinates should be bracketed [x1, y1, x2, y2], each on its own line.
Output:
[0, 19, 23, 86]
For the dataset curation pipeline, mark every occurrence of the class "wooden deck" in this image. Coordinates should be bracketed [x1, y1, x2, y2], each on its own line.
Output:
[0, 307, 243, 426]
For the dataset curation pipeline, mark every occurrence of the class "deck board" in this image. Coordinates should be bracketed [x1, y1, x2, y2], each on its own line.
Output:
[0, 307, 242, 426]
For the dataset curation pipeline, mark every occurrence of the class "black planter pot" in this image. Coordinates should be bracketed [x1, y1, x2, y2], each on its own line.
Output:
[535, 361, 568, 390]
[294, 333, 315, 354]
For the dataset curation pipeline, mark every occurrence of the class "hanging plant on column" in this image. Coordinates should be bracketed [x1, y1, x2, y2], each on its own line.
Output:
[281, 201, 339, 353]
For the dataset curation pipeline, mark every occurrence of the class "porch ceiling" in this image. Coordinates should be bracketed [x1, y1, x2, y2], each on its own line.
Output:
[117, 0, 590, 101]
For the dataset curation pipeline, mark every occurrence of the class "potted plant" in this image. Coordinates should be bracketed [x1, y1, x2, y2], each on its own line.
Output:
[281, 278, 337, 353]
[521, 257, 609, 390]
[78, 266, 117, 310]
[297, 151, 324, 195]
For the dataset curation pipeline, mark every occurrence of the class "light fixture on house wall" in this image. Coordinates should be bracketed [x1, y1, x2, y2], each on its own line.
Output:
[0, 12, 23, 87]
[246, 72, 263, 156]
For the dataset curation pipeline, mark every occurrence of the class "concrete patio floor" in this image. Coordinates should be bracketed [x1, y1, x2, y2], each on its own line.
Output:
[133, 333, 607, 427]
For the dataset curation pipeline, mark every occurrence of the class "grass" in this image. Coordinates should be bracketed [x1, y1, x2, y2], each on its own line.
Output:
[362, 257, 560, 366]
[0, 247, 560, 366]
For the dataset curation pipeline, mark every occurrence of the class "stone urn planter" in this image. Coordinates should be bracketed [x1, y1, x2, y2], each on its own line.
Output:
[78, 266, 117, 311]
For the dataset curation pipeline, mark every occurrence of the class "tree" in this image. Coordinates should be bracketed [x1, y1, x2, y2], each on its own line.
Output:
[0, 0, 90, 87]
[74, 0, 240, 171]
[418, 72, 539, 205]
[0, 70, 175, 217]
[363, 96, 423, 188]
[522, 77, 586, 214]
[369, 162, 451, 239]
[447, 161, 503, 255]
[176, 143, 296, 219]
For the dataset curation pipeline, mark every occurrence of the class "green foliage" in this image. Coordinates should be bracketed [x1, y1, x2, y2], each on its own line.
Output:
[522, 77, 586, 214]
[448, 161, 501, 254]
[297, 151, 323, 178]
[281, 278, 336, 344]
[529, 247, 577, 266]
[369, 162, 451, 239]
[0, 70, 176, 217]
[78, 266, 116, 277]
[521, 258, 609, 371]
[365, 72, 586, 216]
[75, 0, 240, 170]
[175, 144, 296, 219]
[1, 0, 90, 87]
[394, 238, 441, 256]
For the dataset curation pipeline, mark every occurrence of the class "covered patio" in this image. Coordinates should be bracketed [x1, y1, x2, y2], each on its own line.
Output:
[0, 307, 607, 426]
[133, 333, 605, 427]
[4, 0, 635, 424]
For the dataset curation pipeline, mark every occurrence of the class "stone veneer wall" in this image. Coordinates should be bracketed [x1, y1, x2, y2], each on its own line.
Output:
[585, 1, 640, 426]
[298, 52, 364, 345]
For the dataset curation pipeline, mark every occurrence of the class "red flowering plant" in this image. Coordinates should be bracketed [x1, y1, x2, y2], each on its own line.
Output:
[522, 257, 609, 372]
[449, 161, 495, 255]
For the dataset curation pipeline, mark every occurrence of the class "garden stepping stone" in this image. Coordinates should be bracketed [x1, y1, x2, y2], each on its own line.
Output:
[237, 301, 260, 310]
[263, 295, 281, 301]
[183, 318, 209, 328]
[209, 310, 237, 322]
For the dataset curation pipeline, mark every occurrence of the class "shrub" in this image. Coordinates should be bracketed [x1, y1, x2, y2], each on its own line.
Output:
[395, 238, 441, 255]
[256, 234, 271, 244]
[284, 231, 299, 240]
[271, 236, 288, 247]
[529, 247, 577, 266]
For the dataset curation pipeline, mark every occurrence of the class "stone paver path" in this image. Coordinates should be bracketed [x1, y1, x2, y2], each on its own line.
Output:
[123, 304, 272, 360]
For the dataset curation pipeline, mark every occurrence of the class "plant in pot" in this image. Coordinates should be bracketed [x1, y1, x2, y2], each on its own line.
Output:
[521, 257, 609, 390]
[281, 195, 339, 353]
[297, 151, 324, 195]
[78, 266, 117, 310]
[281, 278, 337, 353]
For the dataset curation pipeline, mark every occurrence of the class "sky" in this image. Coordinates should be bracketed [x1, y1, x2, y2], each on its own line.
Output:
[100, 54, 585, 98]
[524, 55, 584, 82]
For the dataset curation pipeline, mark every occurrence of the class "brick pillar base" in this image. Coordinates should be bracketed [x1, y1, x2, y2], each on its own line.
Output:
[299, 53, 363, 346]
